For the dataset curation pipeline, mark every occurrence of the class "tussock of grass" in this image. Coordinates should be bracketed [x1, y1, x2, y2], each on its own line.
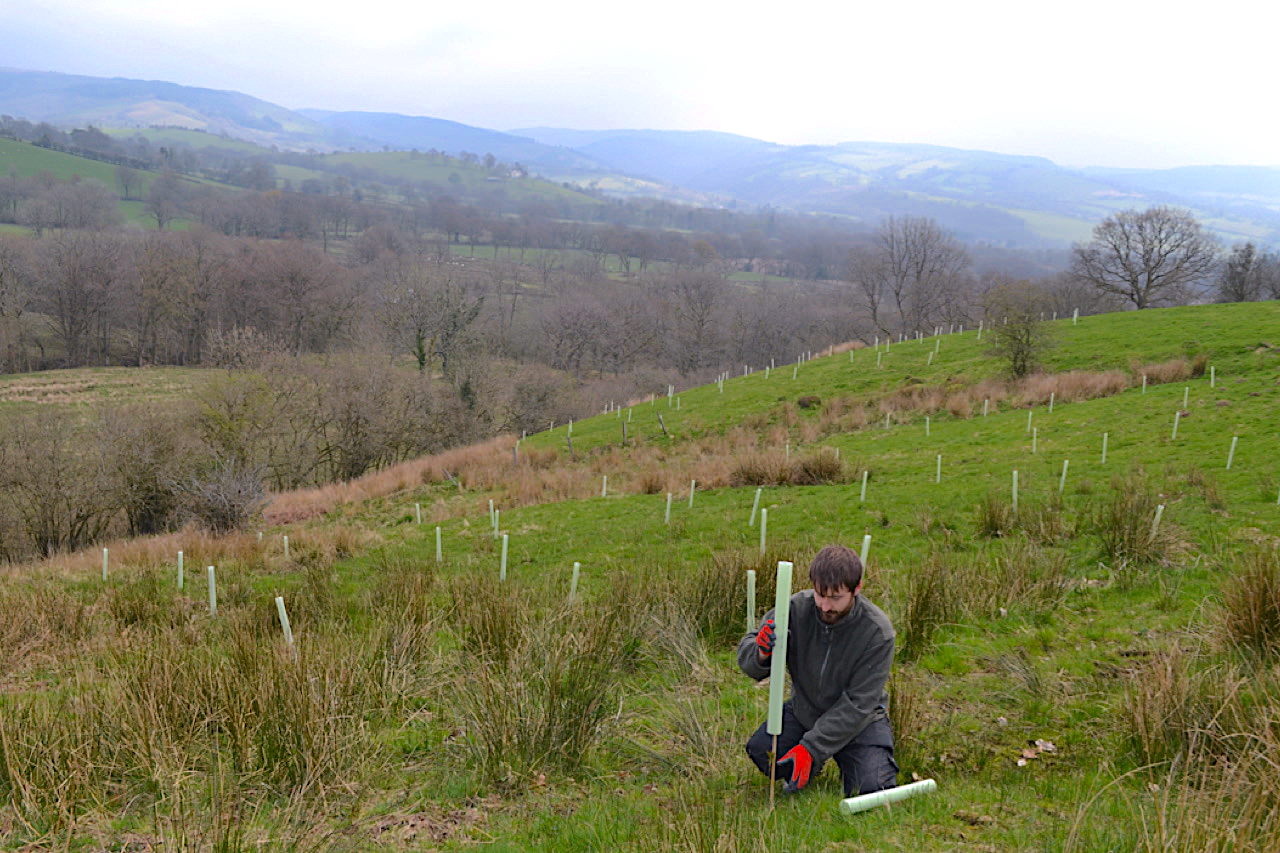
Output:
[1093, 470, 1178, 567]
[454, 602, 638, 787]
[1219, 546, 1280, 657]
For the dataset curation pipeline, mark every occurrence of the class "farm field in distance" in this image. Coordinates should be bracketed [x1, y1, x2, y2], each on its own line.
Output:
[1, 301, 1278, 850]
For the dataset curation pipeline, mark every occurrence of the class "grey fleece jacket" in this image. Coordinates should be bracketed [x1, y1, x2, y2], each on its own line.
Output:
[737, 590, 895, 764]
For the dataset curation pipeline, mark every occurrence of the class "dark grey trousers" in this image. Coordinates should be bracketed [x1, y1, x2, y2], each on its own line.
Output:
[745, 703, 898, 796]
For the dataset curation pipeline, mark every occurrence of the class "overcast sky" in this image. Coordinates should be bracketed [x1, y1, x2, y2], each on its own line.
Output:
[3, 0, 1277, 169]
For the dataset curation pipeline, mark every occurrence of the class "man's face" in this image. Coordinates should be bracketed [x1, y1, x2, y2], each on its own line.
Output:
[814, 582, 860, 625]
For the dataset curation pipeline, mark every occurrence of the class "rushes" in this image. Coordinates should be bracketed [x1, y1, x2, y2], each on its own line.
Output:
[1093, 470, 1176, 566]
[1218, 546, 1280, 658]
[0, 619, 404, 833]
[454, 604, 635, 788]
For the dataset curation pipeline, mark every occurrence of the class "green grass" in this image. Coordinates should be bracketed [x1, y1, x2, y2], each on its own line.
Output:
[319, 151, 603, 206]
[0, 137, 226, 229]
[3, 302, 1279, 849]
[101, 126, 274, 156]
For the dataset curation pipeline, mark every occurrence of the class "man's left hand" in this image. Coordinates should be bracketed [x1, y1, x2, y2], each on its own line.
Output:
[776, 744, 814, 793]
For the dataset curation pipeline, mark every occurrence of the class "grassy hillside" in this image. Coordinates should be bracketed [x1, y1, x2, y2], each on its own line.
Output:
[0, 365, 209, 414]
[0, 136, 216, 228]
[319, 151, 603, 207]
[2, 302, 1279, 850]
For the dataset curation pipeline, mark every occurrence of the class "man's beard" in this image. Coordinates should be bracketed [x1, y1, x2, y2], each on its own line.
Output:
[817, 600, 854, 624]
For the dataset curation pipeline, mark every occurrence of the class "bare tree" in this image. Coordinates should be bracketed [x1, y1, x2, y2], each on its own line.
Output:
[146, 170, 185, 231]
[983, 278, 1053, 378]
[0, 237, 34, 371]
[36, 230, 122, 365]
[1070, 206, 1219, 309]
[1215, 242, 1278, 303]
[665, 270, 725, 373]
[114, 165, 141, 200]
[865, 216, 970, 334]
[846, 245, 889, 334]
[380, 261, 485, 377]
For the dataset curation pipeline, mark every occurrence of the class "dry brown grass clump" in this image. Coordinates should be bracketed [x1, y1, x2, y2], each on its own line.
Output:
[728, 452, 791, 487]
[1131, 356, 1198, 384]
[265, 435, 514, 523]
[787, 449, 847, 485]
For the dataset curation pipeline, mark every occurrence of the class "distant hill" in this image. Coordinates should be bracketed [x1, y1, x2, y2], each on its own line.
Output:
[0, 68, 337, 150]
[301, 110, 609, 175]
[5, 66, 1280, 248]
[517, 128, 1280, 247]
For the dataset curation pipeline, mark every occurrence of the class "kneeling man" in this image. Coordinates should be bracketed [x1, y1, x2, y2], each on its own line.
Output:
[739, 544, 898, 796]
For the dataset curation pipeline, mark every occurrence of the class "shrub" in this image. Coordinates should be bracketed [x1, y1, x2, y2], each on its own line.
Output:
[171, 458, 266, 533]
[787, 449, 846, 486]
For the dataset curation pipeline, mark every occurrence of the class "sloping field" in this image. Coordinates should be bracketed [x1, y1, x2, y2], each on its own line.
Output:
[2, 302, 1279, 850]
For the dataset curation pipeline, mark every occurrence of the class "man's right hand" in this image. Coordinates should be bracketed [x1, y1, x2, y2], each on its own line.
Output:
[755, 617, 776, 663]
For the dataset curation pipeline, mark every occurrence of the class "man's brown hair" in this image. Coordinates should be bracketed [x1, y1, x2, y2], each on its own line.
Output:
[809, 544, 863, 594]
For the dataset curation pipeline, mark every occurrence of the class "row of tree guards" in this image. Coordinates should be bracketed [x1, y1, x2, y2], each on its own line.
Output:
[538, 314, 1051, 438]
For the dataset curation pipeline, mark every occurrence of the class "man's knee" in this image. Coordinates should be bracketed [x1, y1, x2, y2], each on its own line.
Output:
[841, 746, 898, 797]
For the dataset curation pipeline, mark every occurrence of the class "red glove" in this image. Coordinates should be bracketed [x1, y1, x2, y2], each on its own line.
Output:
[777, 744, 814, 793]
[755, 617, 776, 662]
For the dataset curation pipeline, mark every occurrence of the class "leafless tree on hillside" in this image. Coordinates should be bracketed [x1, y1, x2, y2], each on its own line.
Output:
[861, 216, 971, 334]
[1070, 206, 1219, 309]
[1215, 242, 1279, 303]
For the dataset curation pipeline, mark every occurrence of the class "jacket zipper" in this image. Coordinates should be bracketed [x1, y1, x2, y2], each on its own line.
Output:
[818, 624, 832, 692]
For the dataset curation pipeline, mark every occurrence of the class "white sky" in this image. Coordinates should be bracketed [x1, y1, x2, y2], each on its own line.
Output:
[4, 0, 1278, 169]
